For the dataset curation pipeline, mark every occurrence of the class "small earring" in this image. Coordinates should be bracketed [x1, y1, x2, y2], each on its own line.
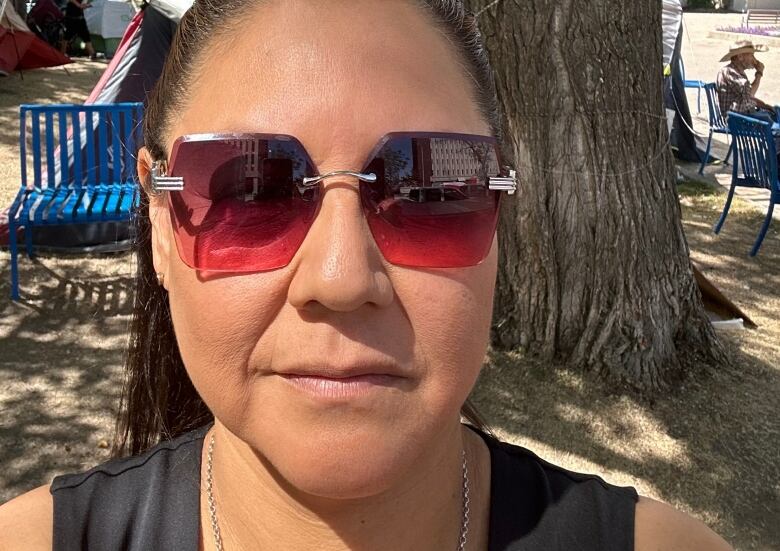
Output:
[156, 272, 165, 286]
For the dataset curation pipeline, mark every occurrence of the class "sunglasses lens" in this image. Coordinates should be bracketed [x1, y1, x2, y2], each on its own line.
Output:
[361, 135, 502, 268]
[167, 136, 318, 272]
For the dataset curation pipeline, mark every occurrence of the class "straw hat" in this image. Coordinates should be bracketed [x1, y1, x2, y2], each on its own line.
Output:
[720, 40, 769, 62]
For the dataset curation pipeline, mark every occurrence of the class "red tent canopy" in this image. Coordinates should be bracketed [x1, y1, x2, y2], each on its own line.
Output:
[0, 0, 70, 74]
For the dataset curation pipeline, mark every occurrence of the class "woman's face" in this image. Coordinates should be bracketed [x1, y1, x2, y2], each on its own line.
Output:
[149, 0, 497, 498]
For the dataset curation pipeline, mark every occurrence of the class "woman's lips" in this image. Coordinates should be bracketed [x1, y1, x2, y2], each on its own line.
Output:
[277, 373, 404, 399]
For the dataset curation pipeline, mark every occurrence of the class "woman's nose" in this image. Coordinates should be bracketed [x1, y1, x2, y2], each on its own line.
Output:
[287, 184, 394, 313]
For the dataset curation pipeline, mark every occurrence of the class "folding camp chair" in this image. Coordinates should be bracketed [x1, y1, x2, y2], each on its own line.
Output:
[714, 112, 779, 256]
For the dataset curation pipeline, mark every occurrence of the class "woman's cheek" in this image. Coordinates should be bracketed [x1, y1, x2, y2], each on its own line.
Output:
[394, 259, 496, 406]
[167, 265, 291, 411]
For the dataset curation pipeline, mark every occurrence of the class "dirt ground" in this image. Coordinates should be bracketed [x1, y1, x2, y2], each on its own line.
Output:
[1, 17, 779, 551]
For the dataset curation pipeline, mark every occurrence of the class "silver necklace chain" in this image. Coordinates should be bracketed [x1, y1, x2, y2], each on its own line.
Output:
[206, 433, 470, 551]
[458, 449, 471, 551]
[205, 434, 224, 551]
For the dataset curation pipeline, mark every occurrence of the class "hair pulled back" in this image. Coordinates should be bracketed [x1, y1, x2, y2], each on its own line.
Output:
[115, 0, 500, 457]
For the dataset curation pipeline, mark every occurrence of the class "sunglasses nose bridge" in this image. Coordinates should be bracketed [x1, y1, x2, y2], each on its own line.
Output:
[302, 170, 377, 187]
[304, 171, 377, 217]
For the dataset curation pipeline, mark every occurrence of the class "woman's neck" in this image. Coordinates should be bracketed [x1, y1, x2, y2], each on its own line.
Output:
[200, 421, 491, 551]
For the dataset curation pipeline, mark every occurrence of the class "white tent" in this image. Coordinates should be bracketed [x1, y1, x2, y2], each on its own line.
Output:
[85, 0, 136, 39]
[661, 0, 702, 163]
[150, 0, 192, 21]
[662, 0, 683, 71]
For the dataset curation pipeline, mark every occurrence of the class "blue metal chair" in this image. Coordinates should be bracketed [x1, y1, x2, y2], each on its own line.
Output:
[8, 103, 144, 300]
[714, 112, 779, 256]
[684, 80, 705, 114]
[699, 82, 734, 174]
[679, 58, 705, 114]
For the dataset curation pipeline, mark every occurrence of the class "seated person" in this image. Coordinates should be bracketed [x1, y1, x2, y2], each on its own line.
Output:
[716, 40, 779, 128]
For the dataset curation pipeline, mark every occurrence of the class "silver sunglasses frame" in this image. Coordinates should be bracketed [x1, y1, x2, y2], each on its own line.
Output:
[151, 162, 517, 196]
[150, 133, 518, 196]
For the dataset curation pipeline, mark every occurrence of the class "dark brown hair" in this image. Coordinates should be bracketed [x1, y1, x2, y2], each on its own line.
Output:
[114, 0, 500, 457]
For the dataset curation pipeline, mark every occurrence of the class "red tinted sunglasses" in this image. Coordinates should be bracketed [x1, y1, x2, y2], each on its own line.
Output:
[150, 132, 516, 272]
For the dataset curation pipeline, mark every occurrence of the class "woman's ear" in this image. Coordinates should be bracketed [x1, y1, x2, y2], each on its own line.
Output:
[138, 147, 173, 289]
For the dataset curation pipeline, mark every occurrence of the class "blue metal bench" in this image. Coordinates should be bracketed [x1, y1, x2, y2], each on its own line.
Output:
[699, 82, 734, 174]
[714, 112, 779, 257]
[8, 103, 144, 300]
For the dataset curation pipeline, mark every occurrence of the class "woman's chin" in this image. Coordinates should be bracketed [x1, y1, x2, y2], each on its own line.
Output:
[251, 427, 425, 501]
[275, 463, 399, 501]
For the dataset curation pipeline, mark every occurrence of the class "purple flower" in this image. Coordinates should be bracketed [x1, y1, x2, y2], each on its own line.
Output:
[716, 25, 780, 36]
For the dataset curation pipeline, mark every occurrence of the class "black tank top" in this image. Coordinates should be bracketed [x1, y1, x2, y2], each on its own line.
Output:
[51, 426, 637, 550]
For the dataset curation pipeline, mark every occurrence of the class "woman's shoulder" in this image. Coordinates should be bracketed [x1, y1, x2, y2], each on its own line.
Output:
[0, 484, 53, 550]
[480, 431, 732, 551]
[50, 426, 208, 550]
[0, 426, 209, 551]
[51, 424, 208, 495]
[478, 430, 637, 551]
[480, 430, 638, 503]
[634, 497, 733, 551]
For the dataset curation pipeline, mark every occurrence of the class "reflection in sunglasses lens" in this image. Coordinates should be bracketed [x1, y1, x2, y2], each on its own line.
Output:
[361, 136, 501, 268]
[168, 136, 318, 272]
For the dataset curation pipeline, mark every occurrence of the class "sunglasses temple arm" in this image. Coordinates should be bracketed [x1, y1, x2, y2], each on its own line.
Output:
[150, 161, 184, 195]
[488, 169, 517, 195]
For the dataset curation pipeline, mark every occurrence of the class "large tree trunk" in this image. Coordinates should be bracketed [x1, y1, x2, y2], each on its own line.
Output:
[466, 0, 726, 391]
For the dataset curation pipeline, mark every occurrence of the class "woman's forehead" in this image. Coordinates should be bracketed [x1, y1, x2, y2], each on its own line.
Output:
[167, 0, 489, 162]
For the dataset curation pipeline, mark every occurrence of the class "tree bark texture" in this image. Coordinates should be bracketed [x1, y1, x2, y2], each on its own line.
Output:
[466, 0, 726, 390]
